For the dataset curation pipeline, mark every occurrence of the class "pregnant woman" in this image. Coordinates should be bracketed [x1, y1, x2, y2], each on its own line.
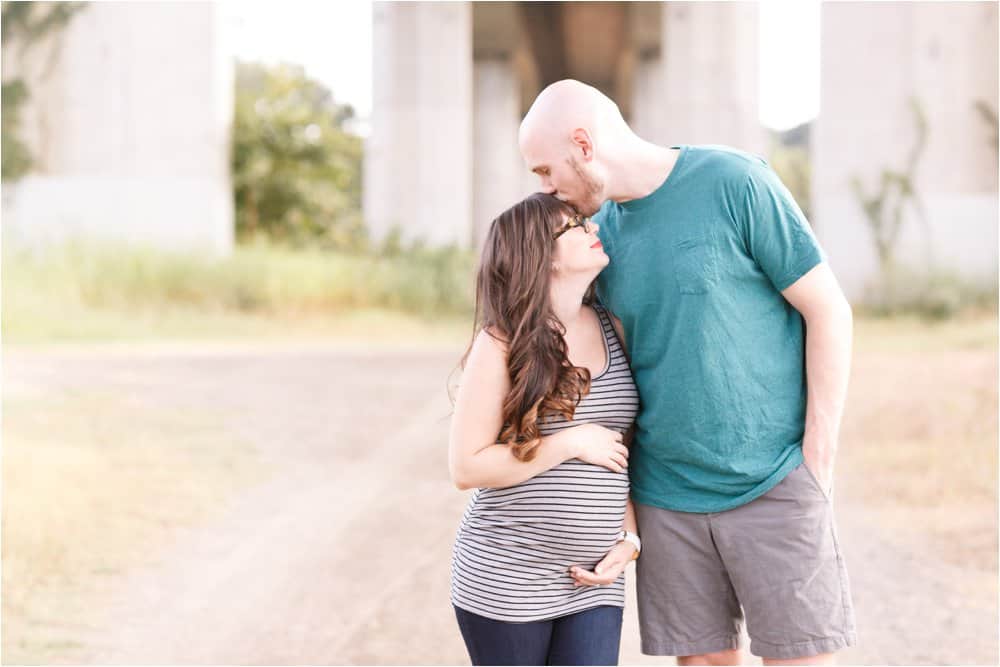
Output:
[448, 193, 640, 666]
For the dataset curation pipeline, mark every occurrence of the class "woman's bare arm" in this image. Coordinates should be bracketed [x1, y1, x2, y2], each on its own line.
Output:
[448, 329, 628, 490]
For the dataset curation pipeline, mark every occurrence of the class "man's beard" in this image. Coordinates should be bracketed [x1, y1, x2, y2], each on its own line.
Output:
[568, 157, 604, 216]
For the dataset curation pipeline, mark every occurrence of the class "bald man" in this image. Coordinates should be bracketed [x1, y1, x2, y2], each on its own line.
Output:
[519, 80, 856, 666]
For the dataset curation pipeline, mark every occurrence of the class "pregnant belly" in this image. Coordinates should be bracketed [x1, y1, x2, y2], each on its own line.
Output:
[458, 459, 629, 565]
[461, 499, 627, 566]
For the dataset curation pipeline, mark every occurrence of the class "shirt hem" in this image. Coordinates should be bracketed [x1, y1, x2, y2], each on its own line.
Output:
[629, 450, 804, 514]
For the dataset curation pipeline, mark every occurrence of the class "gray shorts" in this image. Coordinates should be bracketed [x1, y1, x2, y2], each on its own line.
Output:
[634, 461, 857, 659]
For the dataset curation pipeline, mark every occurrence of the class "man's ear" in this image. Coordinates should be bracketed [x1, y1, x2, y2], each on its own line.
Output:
[570, 128, 594, 161]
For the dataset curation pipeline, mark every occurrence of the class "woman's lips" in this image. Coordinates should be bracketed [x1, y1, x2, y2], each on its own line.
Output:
[591, 241, 603, 249]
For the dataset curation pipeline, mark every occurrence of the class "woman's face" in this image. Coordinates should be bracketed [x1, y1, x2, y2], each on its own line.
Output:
[551, 214, 609, 278]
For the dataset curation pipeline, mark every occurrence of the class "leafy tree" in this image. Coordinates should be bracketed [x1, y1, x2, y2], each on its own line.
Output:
[232, 62, 365, 249]
[768, 122, 812, 220]
[1, 1, 87, 181]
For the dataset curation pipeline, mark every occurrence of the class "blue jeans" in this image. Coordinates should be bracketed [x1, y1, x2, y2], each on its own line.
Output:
[454, 605, 624, 666]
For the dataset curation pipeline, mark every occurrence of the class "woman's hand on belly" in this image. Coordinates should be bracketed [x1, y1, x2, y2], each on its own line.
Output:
[569, 540, 637, 587]
[569, 423, 629, 473]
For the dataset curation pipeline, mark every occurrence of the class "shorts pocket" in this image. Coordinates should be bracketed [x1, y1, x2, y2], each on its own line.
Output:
[800, 461, 833, 503]
[672, 236, 719, 294]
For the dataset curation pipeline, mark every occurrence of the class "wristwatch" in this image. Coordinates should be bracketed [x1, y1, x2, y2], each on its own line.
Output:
[617, 530, 641, 560]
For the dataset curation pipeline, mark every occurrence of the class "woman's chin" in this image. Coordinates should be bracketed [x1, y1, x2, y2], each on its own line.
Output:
[589, 256, 611, 279]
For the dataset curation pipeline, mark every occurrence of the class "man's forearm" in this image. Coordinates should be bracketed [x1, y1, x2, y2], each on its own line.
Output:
[802, 299, 853, 484]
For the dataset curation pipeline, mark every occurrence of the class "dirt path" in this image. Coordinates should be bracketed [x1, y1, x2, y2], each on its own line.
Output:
[5, 343, 997, 665]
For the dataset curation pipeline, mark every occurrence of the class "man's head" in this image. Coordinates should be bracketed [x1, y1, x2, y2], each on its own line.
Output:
[518, 79, 631, 216]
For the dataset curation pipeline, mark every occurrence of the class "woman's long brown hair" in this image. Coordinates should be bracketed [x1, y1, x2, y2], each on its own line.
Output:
[460, 193, 595, 462]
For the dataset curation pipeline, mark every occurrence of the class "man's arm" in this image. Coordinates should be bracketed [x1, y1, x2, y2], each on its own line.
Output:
[781, 263, 854, 494]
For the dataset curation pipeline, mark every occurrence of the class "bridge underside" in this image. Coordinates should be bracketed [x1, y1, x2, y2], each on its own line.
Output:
[365, 1, 763, 248]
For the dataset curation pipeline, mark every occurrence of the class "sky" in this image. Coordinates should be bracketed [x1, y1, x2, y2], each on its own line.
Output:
[223, 1, 819, 134]
[222, 0, 375, 118]
[758, 0, 820, 131]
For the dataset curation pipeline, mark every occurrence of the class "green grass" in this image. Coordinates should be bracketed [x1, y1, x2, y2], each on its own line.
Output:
[2, 240, 476, 344]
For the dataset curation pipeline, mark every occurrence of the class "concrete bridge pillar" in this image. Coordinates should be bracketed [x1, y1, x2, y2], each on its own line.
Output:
[1, 2, 234, 255]
[632, 2, 763, 154]
[473, 58, 526, 247]
[813, 1, 998, 299]
[365, 1, 473, 247]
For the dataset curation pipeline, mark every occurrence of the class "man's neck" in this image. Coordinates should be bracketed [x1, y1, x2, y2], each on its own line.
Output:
[606, 141, 681, 204]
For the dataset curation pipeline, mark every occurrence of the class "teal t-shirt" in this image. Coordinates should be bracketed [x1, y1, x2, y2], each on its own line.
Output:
[595, 144, 825, 513]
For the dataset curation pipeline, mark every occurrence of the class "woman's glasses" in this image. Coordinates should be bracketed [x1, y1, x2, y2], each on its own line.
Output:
[552, 215, 594, 240]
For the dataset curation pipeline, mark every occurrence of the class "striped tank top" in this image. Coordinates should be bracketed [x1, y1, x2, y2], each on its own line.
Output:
[451, 305, 639, 622]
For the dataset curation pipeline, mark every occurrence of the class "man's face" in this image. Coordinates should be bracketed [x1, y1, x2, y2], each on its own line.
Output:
[521, 137, 605, 217]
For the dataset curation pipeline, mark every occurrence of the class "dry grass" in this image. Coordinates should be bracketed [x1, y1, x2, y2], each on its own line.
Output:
[1, 393, 269, 664]
[3, 298, 473, 347]
[841, 313, 998, 572]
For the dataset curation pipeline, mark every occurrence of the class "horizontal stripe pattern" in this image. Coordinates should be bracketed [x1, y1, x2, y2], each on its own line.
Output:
[451, 305, 639, 622]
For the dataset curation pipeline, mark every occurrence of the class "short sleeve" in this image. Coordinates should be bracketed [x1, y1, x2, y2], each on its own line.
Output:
[740, 159, 825, 292]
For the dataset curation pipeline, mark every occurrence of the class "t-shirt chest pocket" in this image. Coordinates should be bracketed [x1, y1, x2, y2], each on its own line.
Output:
[671, 233, 721, 294]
